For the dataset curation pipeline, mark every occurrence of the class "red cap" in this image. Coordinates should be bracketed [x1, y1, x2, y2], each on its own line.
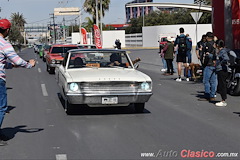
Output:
[0, 19, 11, 29]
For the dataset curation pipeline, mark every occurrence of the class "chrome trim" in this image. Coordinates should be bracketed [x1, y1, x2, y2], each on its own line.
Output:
[66, 92, 152, 96]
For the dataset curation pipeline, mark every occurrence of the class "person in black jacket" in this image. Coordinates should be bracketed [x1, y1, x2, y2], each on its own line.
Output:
[199, 32, 217, 102]
[215, 40, 230, 107]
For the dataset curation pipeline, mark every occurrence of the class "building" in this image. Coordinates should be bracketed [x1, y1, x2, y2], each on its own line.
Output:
[125, 0, 153, 23]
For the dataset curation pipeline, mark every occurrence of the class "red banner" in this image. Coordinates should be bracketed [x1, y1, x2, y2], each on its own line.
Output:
[93, 24, 102, 49]
[232, 0, 240, 49]
[81, 28, 88, 44]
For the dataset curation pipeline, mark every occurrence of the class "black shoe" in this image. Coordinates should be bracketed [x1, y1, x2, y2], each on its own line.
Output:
[0, 140, 7, 146]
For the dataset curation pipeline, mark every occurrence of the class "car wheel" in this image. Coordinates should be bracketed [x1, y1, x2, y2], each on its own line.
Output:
[49, 67, 55, 74]
[65, 99, 73, 115]
[46, 63, 49, 72]
[134, 103, 145, 113]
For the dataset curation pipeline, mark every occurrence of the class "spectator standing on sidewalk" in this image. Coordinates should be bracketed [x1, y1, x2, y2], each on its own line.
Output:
[186, 34, 193, 64]
[174, 27, 191, 81]
[0, 19, 36, 146]
[162, 36, 175, 75]
[215, 40, 230, 107]
[196, 35, 207, 66]
[199, 32, 217, 102]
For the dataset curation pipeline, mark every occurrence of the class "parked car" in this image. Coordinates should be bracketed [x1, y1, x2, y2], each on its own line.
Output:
[45, 44, 78, 74]
[55, 49, 152, 114]
[42, 44, 51, 62]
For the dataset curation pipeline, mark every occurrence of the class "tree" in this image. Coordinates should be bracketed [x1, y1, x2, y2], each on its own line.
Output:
[8, 12, 26, 44]
[84, 0, 110, 25]
[125, 8, 211, 34]
[8, 25, 24, 44]
[10, 12, 26, 32]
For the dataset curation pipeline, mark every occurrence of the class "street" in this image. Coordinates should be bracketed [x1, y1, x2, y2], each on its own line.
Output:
[0, 48, 239, 160]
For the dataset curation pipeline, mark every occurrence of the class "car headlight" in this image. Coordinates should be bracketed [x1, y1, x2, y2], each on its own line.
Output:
[69, 83, 79, 92]
[141, 82, 150, 90]
[51, 59, 56, 64]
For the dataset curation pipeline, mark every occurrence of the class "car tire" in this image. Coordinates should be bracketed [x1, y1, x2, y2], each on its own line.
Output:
[65, 100, 73, 115]
[134, 103, 145, 113]
[49, 67, 55, 74]
[46, 63, 49, 72]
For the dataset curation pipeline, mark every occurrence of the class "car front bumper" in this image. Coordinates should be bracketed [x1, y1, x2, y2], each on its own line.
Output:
[49, 63, 61, 68]
[65, 92, 152, 106]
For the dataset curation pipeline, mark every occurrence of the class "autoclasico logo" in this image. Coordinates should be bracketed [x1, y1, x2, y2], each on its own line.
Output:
[181, 149, 215, 158]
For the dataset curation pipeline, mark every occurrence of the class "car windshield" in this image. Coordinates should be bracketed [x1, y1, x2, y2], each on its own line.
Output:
[161, 37, 167, 42]
[67, 51, 133, 69]
[51, 47, 78, 53]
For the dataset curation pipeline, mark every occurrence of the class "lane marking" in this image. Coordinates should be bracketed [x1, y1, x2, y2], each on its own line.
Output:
[36, 61, 39, 64]
[41, 84, 48, 96]
[38, 68, 41, 73]
[56, 154, 67, 160]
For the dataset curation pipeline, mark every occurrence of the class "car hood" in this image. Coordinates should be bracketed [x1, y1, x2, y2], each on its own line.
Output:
[66, 68, 151, 82]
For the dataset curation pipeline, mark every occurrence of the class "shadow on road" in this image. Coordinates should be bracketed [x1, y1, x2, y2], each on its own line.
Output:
[0, 125, 44, 141]
[233, 112, 240, 117]
[6, 106, 16, 114]
[58, 93, 151, 116]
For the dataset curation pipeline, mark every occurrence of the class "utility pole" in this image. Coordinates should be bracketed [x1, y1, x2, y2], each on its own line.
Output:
[63, 17, 66, 42]
[96, 0, 99, 26]
[50, 13, 57, 44]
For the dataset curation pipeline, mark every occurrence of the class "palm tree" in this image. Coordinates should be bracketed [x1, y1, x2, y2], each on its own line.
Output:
[9, 12, 26, 44]
[82, 17, 94, 32]
[84, 0, 110, 25]
[10, 12, 26, 32]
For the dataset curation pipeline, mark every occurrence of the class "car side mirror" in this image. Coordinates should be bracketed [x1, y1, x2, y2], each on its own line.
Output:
[134, 63, 139, 69]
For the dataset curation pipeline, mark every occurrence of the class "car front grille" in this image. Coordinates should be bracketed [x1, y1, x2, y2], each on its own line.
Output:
[80, 82, 139, 93]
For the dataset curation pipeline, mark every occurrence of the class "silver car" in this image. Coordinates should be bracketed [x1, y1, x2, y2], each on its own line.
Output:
[55, 49, 152, 114]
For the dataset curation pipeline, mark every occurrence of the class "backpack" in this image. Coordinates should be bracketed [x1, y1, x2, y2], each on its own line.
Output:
[224, 49, 237, 67]
[178, 36, 187, 54]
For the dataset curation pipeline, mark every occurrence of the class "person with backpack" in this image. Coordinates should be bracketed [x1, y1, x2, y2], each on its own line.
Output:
[199, 32, 217, 102]
[215, 40, 230, 107]
[174, 27, 191, 81]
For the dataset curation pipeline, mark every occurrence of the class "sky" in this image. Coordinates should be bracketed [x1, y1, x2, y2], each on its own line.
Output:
[0, 0, 194, 26]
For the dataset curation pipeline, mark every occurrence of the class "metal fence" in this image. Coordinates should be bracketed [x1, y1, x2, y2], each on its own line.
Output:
[125, 33, 143, 47]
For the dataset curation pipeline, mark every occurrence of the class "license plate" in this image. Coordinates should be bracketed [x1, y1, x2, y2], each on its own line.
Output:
[102, 97, 118, 104]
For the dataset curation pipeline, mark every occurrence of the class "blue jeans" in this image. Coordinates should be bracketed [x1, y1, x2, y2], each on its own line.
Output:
[187, 50, 192, 63]
[203, 66, 217, 98]
[162, 57, 167, 69]
[0, 79, 7, 129]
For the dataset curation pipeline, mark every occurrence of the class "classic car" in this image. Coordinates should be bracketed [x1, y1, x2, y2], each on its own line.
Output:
[42, 44, 51, 62]
[55, 49, 152, 114]
[45, 44, 78, 74]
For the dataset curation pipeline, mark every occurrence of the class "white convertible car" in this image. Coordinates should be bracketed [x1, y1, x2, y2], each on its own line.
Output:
[55, 49, 152, 114]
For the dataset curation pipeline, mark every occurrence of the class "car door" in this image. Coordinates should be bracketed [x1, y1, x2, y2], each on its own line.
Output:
[58, 52, 69, 95]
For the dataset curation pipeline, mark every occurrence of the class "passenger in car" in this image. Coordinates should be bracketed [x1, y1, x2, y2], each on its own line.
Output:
[109, 53, 122, 66]
[73, 57, 84, 68]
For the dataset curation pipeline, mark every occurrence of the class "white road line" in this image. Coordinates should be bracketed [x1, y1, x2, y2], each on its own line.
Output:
[56, 154, 67, 160]
[36, 61, 39, 64]
[38, 68, 41, 73]
[41, 84, 48, 96]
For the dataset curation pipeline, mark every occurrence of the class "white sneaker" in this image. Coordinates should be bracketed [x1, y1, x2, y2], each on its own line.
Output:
[176, 78, 182, 82]
[215, 101, 227, 107]
[161, 68, 167, 72]
[186, 78, 189, 81]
